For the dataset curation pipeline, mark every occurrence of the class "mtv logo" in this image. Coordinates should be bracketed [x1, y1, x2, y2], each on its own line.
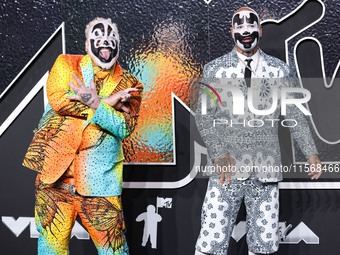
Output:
[156, 197, 172, 209]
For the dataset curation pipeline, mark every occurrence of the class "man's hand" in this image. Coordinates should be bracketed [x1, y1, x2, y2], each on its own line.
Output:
[307, 154, 322, 180]
[214, 153, 235, 186]
[102, 88, 139, 113]
[66, 74, 100, 111]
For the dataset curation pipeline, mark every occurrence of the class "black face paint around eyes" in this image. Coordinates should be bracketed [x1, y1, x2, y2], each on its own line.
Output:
[246, 13, 259, 25]
[108, 25, 112, 36]
[232, 13, 244, 27]
[91, 23, 105, 34]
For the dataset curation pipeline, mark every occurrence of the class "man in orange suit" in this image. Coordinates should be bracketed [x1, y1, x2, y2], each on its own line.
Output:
[23, 17, 143, 255]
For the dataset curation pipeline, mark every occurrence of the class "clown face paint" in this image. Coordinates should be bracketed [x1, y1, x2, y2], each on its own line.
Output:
[232, 10, 260, 52]
[86, 19, 119, 69]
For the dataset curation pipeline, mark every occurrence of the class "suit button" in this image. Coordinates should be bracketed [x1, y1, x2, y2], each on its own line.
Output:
[76, 151, 79, 155]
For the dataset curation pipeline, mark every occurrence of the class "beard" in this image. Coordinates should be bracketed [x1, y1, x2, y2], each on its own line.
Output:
[234, 31, 259, 52]
[88, 39, 119, 69]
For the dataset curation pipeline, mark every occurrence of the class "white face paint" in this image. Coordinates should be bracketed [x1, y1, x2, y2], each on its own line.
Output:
[232, 10, 260, 52]
[86, 19, 119, 69]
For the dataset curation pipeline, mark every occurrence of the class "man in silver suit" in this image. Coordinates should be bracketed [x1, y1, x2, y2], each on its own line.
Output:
[195, 7, 322, 255]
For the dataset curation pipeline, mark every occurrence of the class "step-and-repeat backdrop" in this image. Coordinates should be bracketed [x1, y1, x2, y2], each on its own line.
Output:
[1, 0, 340, 254]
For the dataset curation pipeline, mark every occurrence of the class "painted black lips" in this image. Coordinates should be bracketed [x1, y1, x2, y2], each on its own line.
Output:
[90, 39, 119, 63]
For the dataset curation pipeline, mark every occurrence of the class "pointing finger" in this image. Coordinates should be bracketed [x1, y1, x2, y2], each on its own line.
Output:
[220, 172, 225, 186]
[226, 171, 231, 184]
[124, 88, 139, 93]
[230, 156, 235, 167]
[66, 95, 79, 101]
[90, 79, 96, 90]
[68, 82, 79, 93]
[73, 74, 85, 87]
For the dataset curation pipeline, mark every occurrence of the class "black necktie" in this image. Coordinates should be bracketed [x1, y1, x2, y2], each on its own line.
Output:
[245, 58, 252, 87]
